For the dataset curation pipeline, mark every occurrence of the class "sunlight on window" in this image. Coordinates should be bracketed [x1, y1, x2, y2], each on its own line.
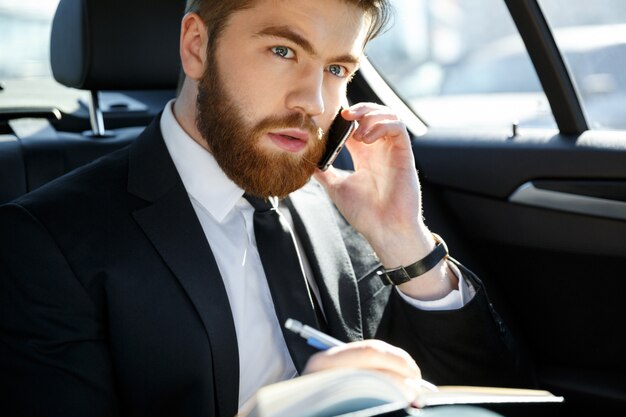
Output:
[366, 0, 554, 130]
[539, 0, 626, 129]
[0, 0, 60, 79]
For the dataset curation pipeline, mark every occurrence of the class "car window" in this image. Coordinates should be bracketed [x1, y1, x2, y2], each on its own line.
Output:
[0, 0, 87, 113]
[538, 0, 626, 130]
[365, 0, 556, 130]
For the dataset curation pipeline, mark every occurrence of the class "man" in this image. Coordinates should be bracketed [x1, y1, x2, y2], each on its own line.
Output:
[0, 0, 529, 416]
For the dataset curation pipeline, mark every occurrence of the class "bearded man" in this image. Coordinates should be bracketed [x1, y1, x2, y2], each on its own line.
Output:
[0, 0, 530, 416]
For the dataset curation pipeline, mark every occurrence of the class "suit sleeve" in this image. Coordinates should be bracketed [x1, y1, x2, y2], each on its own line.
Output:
[0, 203, 119, 417]
[374, 258, 534, 388]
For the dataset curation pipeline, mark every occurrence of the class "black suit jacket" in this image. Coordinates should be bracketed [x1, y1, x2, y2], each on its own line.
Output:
[0, 118, 527, 417]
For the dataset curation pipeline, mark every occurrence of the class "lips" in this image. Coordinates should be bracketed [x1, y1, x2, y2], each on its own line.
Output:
[266, 129, 310, 153]
[273, 129, 309, 141]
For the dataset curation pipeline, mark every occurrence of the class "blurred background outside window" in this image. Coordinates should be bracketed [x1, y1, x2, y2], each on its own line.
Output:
[366, 0, 626, 131]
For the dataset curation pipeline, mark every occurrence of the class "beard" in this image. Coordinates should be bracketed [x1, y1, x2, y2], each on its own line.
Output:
[195, 51, 327, 199]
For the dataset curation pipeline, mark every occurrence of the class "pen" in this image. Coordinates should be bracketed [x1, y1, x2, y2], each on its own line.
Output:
[284, 318, 439, 392]
[285, 318, 345, 350]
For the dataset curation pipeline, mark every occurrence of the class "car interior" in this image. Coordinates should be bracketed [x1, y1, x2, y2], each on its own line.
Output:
[0, 0, 183, 205]
[1, 0, 625, 416]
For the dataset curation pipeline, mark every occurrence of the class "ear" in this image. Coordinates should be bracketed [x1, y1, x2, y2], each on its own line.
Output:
[180, 12, 208, 80]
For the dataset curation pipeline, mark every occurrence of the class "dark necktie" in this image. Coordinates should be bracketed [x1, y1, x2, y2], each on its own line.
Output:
[244, 194, 322, 371]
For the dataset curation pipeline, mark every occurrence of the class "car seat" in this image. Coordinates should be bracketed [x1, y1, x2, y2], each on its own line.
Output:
[0, 0, 185, 204]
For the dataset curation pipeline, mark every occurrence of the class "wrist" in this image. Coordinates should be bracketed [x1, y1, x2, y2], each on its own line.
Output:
[377, 233, 448, 286]
[397, 261, 459, 301]
[370, 223, 436, 269]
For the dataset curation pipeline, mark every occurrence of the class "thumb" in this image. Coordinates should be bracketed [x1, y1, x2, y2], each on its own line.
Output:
[313, 166, 343, 192]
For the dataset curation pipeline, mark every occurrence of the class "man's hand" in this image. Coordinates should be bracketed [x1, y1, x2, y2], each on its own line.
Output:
[303, 339, 424, 402]
[314, 103, 457, 300]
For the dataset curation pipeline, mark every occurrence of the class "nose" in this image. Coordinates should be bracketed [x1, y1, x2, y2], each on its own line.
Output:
[285, 66, 325, 117]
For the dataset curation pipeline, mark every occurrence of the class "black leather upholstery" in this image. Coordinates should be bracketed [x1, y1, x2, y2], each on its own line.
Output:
[0, 135, 27, 204]
[51, 0, 185, 90]
[0, 128, 144, 204]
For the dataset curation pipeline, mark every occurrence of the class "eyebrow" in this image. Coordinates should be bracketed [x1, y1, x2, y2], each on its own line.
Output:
[255, 25, 361, 66]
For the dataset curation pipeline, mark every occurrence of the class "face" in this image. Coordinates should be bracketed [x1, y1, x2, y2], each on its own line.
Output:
[195, 0, 370, 198]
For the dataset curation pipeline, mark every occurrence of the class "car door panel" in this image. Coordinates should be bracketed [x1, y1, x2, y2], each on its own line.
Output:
[413, 129, 626, 415]
[414, 130, 626, 198]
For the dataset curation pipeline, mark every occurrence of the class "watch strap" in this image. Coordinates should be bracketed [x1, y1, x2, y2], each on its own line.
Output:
[377, 234, 449, 286]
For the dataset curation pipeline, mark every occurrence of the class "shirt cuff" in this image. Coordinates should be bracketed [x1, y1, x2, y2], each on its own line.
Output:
[396, 261, 476, 311]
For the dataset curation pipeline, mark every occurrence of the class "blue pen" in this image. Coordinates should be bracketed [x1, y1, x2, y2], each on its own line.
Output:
[284, 318, 345, 350]
[284, 318, 439, 392]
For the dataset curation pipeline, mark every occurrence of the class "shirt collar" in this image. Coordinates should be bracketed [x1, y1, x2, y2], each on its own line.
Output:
[160, 99, 245, 222]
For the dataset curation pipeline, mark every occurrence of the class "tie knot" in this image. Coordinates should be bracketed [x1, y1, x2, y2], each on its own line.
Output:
[244, 194, 275, 212]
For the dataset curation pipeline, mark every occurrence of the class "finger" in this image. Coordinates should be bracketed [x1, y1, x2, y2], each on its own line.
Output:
[354, 120, 409, 144]
[313, 166, 355, 200]
[343, 134, 366, 155]
[304, 340, 421, 380]
[351, 112, 399, 138]
[313, 165, 342, 189]
[345, 109, 402, 141]
[307, 347, 420, 382]
[343, 102, 389, 119]
[342, 107, 398, 125]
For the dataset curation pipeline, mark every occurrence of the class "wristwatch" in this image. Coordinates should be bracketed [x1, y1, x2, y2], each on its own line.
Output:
[377, 233, 449, 286]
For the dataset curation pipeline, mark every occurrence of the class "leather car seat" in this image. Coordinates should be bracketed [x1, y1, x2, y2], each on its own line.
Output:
[0, 0, 185, 204]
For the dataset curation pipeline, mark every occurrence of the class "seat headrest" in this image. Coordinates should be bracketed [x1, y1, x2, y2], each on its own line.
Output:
[50, 0, 185, 91]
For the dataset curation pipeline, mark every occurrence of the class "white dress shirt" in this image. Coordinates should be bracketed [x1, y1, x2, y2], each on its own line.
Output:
[159, 100, 473, 407]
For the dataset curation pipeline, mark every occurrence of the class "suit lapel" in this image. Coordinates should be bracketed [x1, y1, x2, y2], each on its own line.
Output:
[287, 181, 364, 343]
[128, 119, 239, 417]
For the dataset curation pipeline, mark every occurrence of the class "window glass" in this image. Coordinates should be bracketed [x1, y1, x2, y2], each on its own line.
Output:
[539, 0, 626, 130]
[0, 0, 87, 112]
[365, 0, 556, 130]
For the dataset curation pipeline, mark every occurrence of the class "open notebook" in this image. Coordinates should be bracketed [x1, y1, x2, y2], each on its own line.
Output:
[238, 368, 563, 417]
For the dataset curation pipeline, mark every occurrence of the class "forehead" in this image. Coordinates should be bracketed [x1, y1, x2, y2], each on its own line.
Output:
[226, 0, 371, 57]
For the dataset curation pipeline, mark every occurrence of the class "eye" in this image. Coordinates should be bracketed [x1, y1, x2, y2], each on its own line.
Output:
[328, 64, 348, 78]
[271, 46, 295, 59]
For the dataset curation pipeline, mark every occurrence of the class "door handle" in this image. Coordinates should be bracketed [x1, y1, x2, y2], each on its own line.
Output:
[509, 181, 626, 221]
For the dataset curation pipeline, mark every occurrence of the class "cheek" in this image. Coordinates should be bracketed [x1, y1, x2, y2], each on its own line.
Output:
[216, 48, 269, 101]
[323, 80, 347, 116]
[217, 71, 265, 125]
[321, 97, 344, 131]
[223, 66, 290, 119]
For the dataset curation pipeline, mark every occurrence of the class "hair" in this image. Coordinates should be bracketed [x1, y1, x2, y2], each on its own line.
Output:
[185, 0, 391, 50]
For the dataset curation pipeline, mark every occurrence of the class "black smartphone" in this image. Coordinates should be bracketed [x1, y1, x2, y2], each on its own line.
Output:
[317, 110, 356, 171]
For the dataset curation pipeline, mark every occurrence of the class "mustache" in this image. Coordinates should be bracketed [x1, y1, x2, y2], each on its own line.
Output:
[254, 112, 324, 140]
